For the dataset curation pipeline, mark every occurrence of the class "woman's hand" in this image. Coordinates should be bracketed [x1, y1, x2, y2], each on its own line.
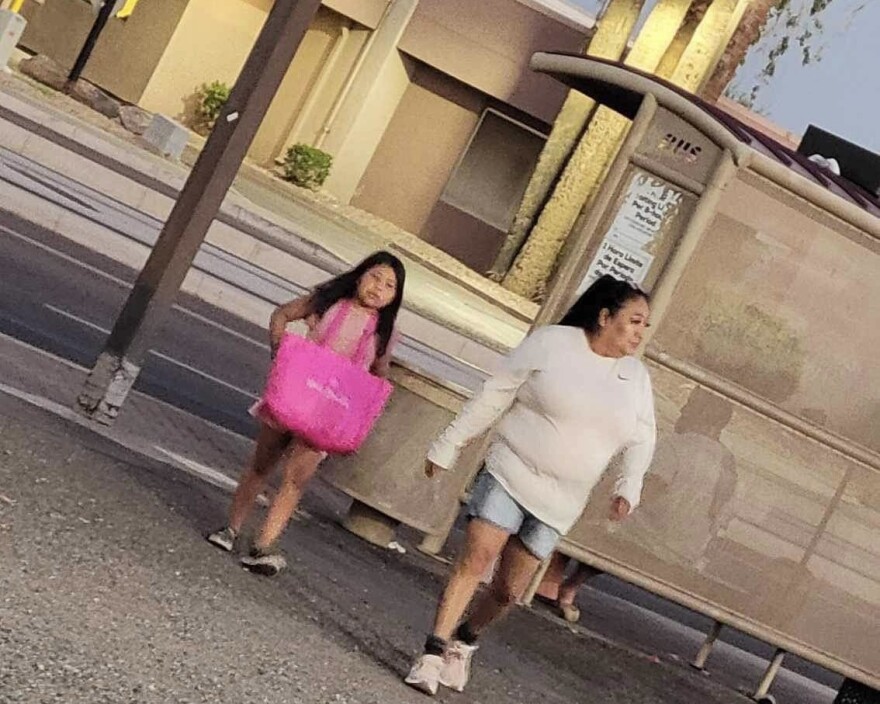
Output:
[609, 496, 631, 522]
[424, 460, 440, 479]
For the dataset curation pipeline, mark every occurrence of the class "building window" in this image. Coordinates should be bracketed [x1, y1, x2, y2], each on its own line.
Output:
[441, 109, 547, 232]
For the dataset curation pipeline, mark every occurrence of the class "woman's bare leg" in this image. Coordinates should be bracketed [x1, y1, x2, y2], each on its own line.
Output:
[431, 519, 510, 641]
[465, 537, 542, 637]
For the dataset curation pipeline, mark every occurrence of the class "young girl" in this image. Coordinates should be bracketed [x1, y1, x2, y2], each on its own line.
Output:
[207, 251, 406, 576]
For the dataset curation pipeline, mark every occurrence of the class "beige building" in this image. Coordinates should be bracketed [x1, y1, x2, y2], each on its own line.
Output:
[20, 0, 595, 271]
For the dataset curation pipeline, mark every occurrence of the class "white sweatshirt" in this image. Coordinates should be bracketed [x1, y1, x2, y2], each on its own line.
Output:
[428, 325, 656, 534]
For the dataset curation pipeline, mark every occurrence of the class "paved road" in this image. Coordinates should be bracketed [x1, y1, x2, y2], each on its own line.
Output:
[0, 208, 841, 701]
[0, 208, 268, 436]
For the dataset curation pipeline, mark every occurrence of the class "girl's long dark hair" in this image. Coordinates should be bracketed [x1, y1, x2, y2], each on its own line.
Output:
[558, 275, 648, 333]
[311, 251, 406, 357]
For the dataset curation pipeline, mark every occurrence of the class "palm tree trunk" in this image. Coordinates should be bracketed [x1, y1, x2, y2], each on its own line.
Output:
[701, 0, 780, 101]
[487, 0, 646, 281]
[669, 0, 749, 91]
[501, 0, 695, 299]
[503, 0, 752, 300]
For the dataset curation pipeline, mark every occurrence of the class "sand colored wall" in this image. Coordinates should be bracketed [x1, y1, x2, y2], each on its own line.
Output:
[351, 64, 483, 236]
[20, 0, 187, 103]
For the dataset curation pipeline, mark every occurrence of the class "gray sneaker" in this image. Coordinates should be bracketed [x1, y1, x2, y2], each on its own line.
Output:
[240, 547, 287, 576]
[440, 640, 478, 692]
[206, 526, 237, 552]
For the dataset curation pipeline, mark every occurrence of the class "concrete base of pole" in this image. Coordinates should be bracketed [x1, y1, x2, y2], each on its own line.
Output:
[75, 350, 140, 425]
[342, 500, 399, 548]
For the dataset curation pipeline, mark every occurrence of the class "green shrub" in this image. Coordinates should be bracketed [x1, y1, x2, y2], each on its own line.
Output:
[195, 81, 231, 131]
[282, 144, 333, 190]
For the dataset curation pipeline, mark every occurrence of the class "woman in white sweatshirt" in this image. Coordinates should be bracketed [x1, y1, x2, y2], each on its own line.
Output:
[405, 275, 657, 696]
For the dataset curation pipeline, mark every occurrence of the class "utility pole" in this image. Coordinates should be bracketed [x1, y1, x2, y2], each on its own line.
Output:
[67, 0, 116, 87]
[76, 0, 323, 424]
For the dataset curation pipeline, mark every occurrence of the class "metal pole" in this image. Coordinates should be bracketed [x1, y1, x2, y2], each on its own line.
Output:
[521, 556, 552, 606]
[752, 649, 786, 702]
[691, 620, 723, 670]
[66, 0, 116, 87]
[76, 0, 323, 424]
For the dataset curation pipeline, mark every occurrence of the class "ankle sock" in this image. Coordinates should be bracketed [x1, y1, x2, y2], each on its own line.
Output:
[424, 634, 447, 656]
[455, 622, 479, 646]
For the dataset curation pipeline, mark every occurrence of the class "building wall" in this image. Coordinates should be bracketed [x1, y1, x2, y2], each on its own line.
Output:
[250, 10, 370, 165]
[716, 97, 801, 149]
[137, 0, 272, 120]
[420, 110, 547, 270]
[20, 0, 188, 104]
[399, 0, 589, 124]
[137, 1, 369, 165]
[323, 0, 389, 29]
[351, 63, 484, 237]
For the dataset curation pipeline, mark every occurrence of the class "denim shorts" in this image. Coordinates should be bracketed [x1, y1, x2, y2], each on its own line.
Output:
[467, 470, 561, 560]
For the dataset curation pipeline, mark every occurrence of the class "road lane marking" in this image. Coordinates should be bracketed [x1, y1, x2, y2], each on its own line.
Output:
[173, 306, 269, 351]
[43, 304, 259, 400]
[0, 222, 130, 286]
[0, 223, 269, 350]
[151, 447, 270, 508]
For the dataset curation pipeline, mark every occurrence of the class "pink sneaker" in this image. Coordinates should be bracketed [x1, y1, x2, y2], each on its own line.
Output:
[440, 640, 478, 692]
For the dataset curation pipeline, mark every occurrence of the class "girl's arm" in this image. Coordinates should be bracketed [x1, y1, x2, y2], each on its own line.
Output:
[269, 296, 314, 353]
[370, 329, 401, 378]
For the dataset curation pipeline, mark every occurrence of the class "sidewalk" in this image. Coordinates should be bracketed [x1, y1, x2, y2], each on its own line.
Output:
[0, 351, 757, 704]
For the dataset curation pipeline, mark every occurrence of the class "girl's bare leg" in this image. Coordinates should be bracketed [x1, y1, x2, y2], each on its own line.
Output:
[253, 440, 324, 550]
[228, 423, 289, 533]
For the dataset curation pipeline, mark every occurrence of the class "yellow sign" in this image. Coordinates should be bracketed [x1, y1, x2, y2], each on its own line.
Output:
[115, 0, 139, 18]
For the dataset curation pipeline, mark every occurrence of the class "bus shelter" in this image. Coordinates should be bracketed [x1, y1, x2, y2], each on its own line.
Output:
[528, 52, 880, 697]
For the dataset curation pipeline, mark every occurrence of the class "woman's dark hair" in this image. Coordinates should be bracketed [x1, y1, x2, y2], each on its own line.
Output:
[558, 275, 648, 334]
[311, 251, 406, 357]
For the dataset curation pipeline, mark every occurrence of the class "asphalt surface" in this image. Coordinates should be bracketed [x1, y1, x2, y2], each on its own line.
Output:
[0, 207, 842, 702]
[0, 391, 761, 704]
[0, 208, 269, 436]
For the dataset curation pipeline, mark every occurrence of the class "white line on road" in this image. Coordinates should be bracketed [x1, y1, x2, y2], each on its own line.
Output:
[43, 304, 259, 400]
[151, 447, 269, 508]
[0, 224, 269, 351]
[173, 306, 269, 351]
[0, 222, 130, 286]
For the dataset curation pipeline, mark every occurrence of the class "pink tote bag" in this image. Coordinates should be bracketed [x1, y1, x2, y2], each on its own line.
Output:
[262, 302, 393, 453]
